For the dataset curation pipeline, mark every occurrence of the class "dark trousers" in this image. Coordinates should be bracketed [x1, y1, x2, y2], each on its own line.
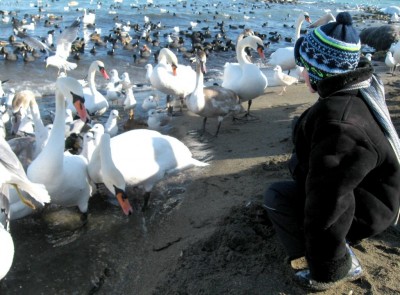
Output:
[263, 180, 306, 260]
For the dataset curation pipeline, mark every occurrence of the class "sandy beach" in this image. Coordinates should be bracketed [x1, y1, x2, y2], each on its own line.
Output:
[1, 60, 400, 295]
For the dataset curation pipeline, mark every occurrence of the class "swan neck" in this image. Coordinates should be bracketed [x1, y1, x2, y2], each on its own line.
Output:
[88, 66, 97, 93]
[237, 39, 252, 64]
[295, 15, 304, 41]
[29, 97, 45, 131]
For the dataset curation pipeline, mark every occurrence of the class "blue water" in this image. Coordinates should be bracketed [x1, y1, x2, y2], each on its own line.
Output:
[0, 0, 397, 120]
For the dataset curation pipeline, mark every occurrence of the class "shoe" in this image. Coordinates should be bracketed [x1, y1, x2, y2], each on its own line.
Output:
[294, 244, 363, 291]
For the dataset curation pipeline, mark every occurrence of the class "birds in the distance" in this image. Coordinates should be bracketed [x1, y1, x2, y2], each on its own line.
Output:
[13, 17, 81, 73]
[267, 12, 311, 71]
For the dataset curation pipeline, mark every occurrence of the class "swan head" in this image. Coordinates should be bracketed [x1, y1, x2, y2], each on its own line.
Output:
[56, 76, 88, 122]
[196, 50, 207, 74]
[11, 90, 35, 114]
[91, 60, 110, 80]
[158, 48, 178, 74]
[114, 185, 133, 216]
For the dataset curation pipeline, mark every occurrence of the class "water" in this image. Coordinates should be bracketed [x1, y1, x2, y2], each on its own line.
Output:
[0, 0, 396, 98]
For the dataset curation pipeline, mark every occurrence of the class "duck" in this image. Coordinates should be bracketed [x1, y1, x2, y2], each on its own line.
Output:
[148, 48, 196, 113]
[222, 34, 268, 119]
[67, 60, 110, 117]
[272, 65, 299, 95]
[27, 76, 92, 215]
[87, 131, 133, 215]
[187, 51, 244, 137]
[267, 12, 311, 71]
[90, 126, 208, 211]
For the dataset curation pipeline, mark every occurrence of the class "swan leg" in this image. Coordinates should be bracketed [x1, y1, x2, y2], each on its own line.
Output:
[80, 212, 88, 224]
[233, 100, 259, 122]
[201, 117, 207, 135]
[215, 121, 222, 137]
[142, 191, 151, 212]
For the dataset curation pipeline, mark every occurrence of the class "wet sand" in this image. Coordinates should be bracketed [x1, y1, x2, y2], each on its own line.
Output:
[1, 60, 400, 295]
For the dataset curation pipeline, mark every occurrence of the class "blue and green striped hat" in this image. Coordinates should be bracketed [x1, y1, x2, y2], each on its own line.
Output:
[294, 12, 361, 86]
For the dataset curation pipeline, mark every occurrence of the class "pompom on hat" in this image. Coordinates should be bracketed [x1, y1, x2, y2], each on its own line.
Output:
[294, 12, 361, 86]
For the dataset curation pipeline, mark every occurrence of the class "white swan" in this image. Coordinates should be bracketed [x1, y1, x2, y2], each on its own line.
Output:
[0, 222, 13, 280]
[67, 60, 110, 117]
[148, 48, 196, 112]
[27, 76, 92, 214]
[273, 65, 299, 95]
[87, 131, 133, 215]
[222, 35, 268, 117]
[309, 12, 335, 28]
[82, 8, 96, 26]
[268, 12, 311, 71]
[187, 51, 244, 136]
[90, 126, 208, 210]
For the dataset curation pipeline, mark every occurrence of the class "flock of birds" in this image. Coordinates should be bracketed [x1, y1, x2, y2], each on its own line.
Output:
[3, 1, 400, 281]
[0, 6, 321, 280]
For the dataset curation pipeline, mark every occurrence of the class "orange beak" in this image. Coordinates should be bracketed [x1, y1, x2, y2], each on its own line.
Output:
[100, 67, 110, 80]
[116, 191, 133, 215]
[257, 46, 265, 59]
[73, 100, 88, 122]
[172, 64, 177, 76]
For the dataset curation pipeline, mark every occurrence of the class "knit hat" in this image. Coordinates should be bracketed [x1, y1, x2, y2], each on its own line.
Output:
[294, 12, 361, 86]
